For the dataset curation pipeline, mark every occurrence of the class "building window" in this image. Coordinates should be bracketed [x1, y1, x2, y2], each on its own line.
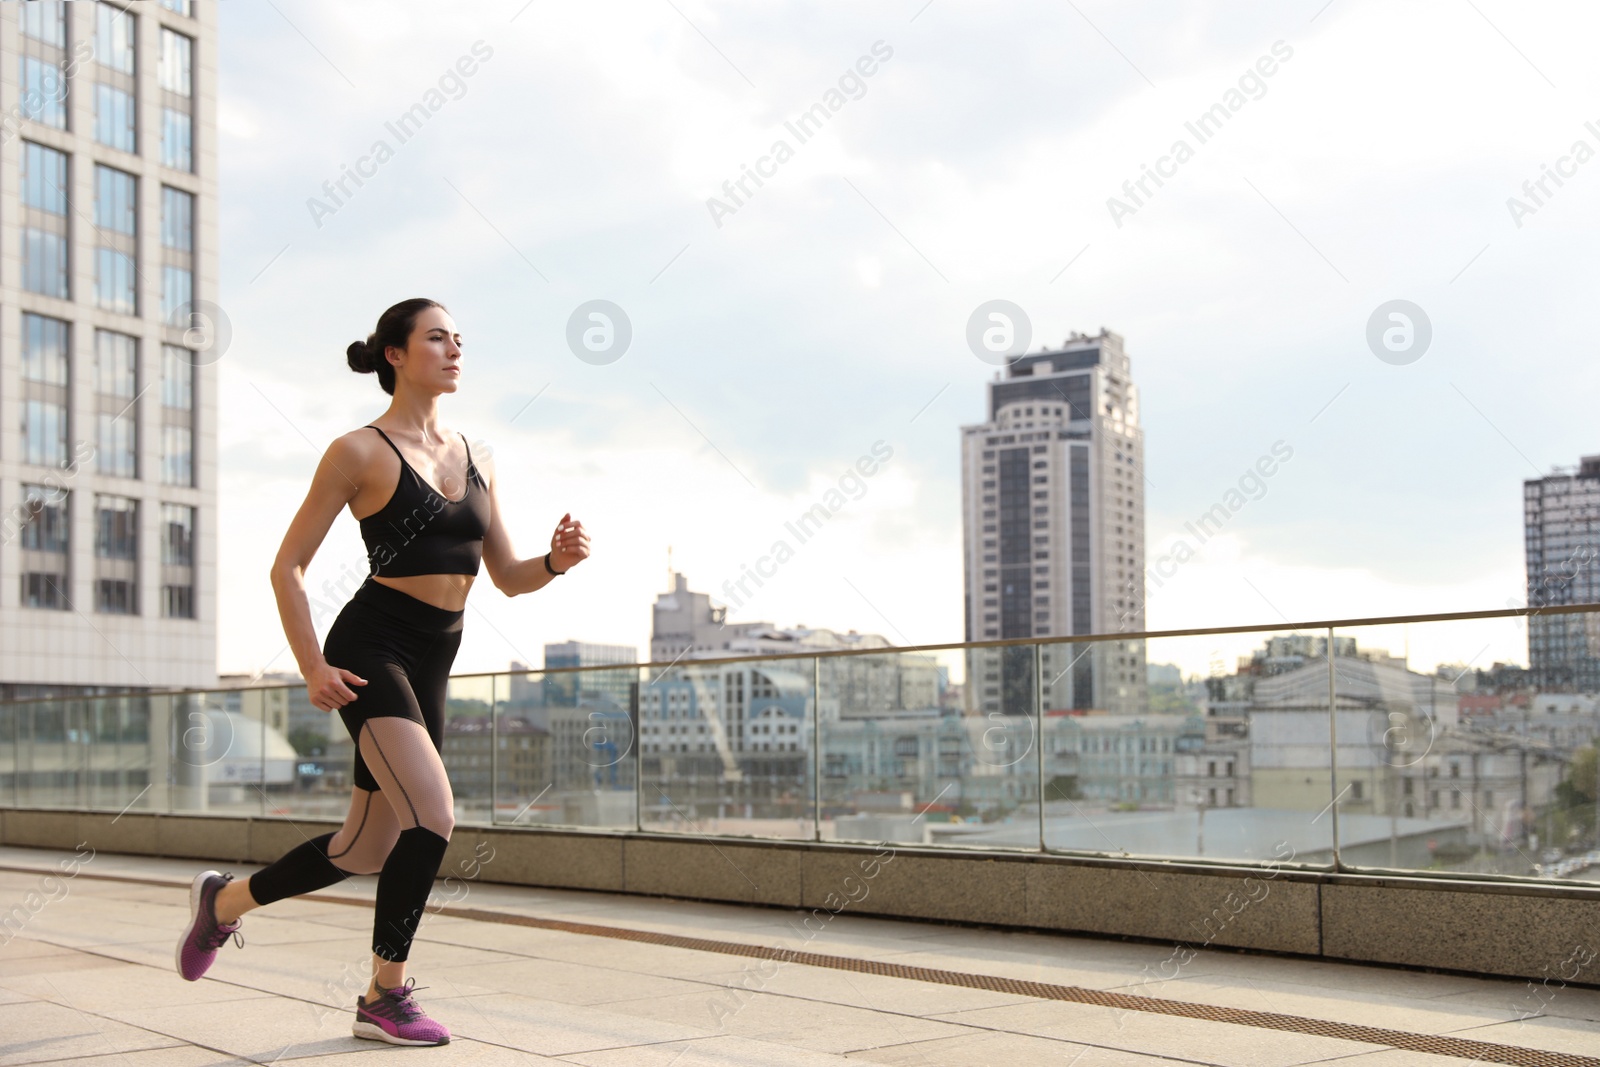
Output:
[19, 2, 70, 129]
[96, 331, 139, 478]
[20, 57, 69, 130]
[95, 495, 139, 614]
[94, 165, 139, 314]
[161, 186, 196, 321]
[159, 28, 194, 171]
[21, 142, 70, 299]
[21, 314, 71, 468]
[93, 83, 137, 153]
[21, 1, 69, 45]
[93, 3, 137, 152]
[160, 109, 193, 172]
[161, 345, 196, 486]
[19, 485, 70, 610]
[160, 0, 194, 17]
[161, 504, 196, 618]
[96, 2, 136, 71]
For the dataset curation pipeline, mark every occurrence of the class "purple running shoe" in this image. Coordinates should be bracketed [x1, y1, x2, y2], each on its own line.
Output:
[175, 869, 243, 981]
[353, 978, 451, 1046]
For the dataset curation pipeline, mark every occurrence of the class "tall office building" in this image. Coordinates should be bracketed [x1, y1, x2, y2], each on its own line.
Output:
[960, 329, 1146, 716]
[0, 2, 217, 698]
[542, 640, 638, 708]
[1524, 455, 1600, 691]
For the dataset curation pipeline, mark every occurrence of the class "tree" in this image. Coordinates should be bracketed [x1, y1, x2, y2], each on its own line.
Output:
[1566, 745, 1598, 801]
[1044, 774, 1081, 802]
[1554, 745, 1598, 842]
[287, 727, 327, 758]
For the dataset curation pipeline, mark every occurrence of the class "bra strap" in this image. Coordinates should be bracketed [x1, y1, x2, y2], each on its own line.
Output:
[367, 425, 406, 461]
[460, 432, 483, 484]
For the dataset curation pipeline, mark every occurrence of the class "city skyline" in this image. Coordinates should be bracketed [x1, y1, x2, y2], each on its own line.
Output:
[206, 1, 1597, 682]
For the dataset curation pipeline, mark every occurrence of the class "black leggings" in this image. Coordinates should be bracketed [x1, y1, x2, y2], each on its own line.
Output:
[248, 578, 462, 962]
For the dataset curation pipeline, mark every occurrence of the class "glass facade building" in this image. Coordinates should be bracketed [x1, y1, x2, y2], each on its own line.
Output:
[0, 1, 218, 699]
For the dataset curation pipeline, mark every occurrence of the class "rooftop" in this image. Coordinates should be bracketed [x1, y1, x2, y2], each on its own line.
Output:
[2, 845, 1596, 1066]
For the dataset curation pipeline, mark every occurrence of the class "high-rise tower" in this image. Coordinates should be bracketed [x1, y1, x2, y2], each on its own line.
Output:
[960, 329, 1146, 716]
[1524, 455, 1600, 691]
[0, 1, 217, 697]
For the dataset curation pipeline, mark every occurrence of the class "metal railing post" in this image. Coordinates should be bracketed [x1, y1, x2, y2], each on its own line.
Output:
[1327, 626, 1342, 871]
[1036, 643, 1046, 852]
[633, 668, 644, 833]
[812, 656, 822, 843]
[490, 673, 499, 827]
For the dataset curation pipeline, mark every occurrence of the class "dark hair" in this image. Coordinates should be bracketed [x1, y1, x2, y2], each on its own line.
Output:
[346, 298, 447, 395]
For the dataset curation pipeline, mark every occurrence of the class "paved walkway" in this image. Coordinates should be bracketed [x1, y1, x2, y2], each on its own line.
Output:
[0, 845, 1597, 1066]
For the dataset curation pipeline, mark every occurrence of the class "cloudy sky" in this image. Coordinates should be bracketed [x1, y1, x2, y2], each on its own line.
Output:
[214, 0, 1600, 682]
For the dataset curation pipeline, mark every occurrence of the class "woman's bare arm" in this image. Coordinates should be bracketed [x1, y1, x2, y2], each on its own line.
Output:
[270, 433, 371, 710]
[478, 448, 591, 597]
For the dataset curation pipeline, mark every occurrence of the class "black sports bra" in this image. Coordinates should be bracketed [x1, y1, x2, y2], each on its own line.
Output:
[358, 425, 491, 578]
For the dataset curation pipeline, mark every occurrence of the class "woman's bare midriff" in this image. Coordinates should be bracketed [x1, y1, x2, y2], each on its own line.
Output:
[372, 573, 474, 611]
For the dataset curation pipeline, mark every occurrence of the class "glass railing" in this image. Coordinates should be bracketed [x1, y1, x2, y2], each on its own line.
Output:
[4, 604, 1600, 886]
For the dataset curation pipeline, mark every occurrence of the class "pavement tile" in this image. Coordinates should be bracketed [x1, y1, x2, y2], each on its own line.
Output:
[1, 960, 272, 1011]
[565, 1034, 862, 1065]
[1291, 1054, 1503, 1067]
[1117, 972, 1521, 1034]
[0, 999, 182, 1066]
[101, 993, 388, 1062]
[1432, 980, 1600, 1025]
[844, 1031, 1188, 1065]
[282, 1035, 570, 1063]
[602, 987, 979, 1055]
[430, 954, 717, 1005]
[928, 999, 1388, 1067]
[1445, 1015, 1600, 1055]
[429, 990, 716, 1056]
[694, 959, 1038, 1016]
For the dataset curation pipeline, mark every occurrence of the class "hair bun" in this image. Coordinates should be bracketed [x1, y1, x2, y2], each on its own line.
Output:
[346, 339, 373, 373]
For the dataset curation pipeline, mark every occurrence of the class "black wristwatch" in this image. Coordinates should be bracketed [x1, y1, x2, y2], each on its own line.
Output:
[544, 553, 566, 576]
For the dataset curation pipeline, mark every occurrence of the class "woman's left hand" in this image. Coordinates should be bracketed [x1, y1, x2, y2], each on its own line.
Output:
[549, 512, 590, 574]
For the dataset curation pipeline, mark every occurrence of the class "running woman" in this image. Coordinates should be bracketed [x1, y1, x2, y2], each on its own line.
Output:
[175, 298, 589, 1046]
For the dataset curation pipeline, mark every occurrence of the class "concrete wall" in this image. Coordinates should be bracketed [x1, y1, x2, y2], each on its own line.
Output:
[3, 806, 1594, 983]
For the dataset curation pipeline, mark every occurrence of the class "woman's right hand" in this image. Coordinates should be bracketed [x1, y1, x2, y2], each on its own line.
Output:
[307, 662, 367, 712]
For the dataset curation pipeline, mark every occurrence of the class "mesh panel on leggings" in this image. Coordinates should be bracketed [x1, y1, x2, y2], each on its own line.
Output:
[325, 788, 403, 876]
[357, 717, 455, 838]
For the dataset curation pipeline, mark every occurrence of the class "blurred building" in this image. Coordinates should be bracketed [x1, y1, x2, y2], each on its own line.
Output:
[541, 640, 636, 707]
[1524, 455, 1600, 691]
[1241, 645, 1460, 814]
[0, 1, 217, 699]
[959, 329, 1146, 718]
[649, 570, 769, 664]
[641, 573, 940, 812]
[441, 713, 550, 816]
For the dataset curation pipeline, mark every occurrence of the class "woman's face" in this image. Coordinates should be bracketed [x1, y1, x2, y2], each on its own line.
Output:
[389, 306, 462, 394]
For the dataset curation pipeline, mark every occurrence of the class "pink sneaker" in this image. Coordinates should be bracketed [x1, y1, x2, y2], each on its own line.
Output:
[175, 870, 243, 981]
[353, 978, 451, 1046]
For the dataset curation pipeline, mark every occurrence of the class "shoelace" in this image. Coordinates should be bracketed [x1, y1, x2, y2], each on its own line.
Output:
[378, 979, 429, 1022]
[198, 878, 244, 951]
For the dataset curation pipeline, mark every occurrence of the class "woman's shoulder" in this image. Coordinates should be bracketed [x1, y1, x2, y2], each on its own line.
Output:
[326, 424, 391, 465]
